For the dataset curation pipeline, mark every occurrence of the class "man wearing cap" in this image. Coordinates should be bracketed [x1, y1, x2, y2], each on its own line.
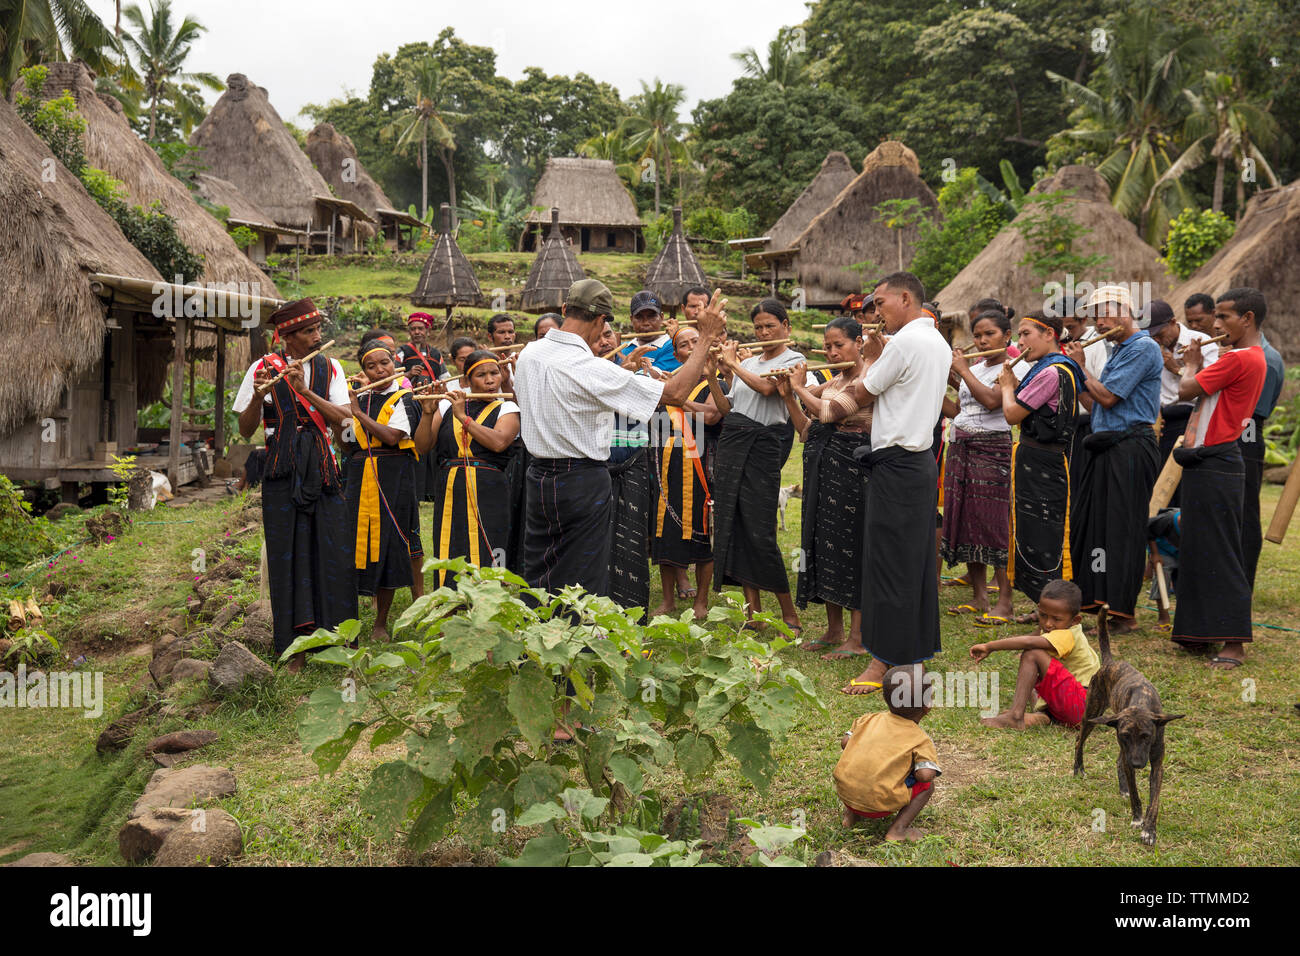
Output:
[396, 313, 446, 385]
[620, 291, 680, 372]
[513, 279, 726, 599]
[1064, 284, 1163, 634]
[234, 298, 356, 672]
[1147, 299, 1219, 484]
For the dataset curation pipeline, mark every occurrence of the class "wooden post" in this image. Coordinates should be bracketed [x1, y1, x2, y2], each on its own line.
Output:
[168, 316, 186, 488]
[215, 326, 227, 457]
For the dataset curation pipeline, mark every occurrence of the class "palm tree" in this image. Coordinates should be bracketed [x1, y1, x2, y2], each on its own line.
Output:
[620, 78, 689, 215]
[0, 0, 117, 92]
[118, 1, 220, 141]
[1046, 8, 1215, 244]
[1149, 71, 1281, 218]
[382, 57, 465, 224]
[578, 129, 639, 189]
[731, 25, 806, 89]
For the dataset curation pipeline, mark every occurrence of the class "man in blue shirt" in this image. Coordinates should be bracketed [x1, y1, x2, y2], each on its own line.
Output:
[1241, 329, 1286, 586]
[1064, 285, 1163, 633]
[619, 291, 680, 372]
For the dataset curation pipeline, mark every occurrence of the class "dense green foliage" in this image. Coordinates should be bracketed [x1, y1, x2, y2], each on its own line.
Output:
[79, 167, 203, 282]
[1013, 190, 1109, 281]
[911, 168, 1015, 298]
[13, 66, 87, 174]
[1161, 208, 1235, 280]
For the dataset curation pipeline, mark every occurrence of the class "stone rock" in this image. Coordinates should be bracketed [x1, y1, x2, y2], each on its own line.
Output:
[168, 658, 211, 683]
[153, 809, 243, 867]
[152, 753, 177, 768]
[95, 701, 160, 753]
[149, 634, 199, 686]
[209, 601, 240, 631]
[239, 599, 273, 650]
[43, 502, 82, 522]
[209, 641, 271, 695]
[129, 764, 236, 818]
[1264, 463, 1292, 485]
[3, 851, 74, 867]
[119, 806, 193, 862]
[145, 730, 219, 755]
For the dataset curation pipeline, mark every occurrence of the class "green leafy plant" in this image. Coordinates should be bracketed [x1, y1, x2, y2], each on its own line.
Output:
[78, 167, 204, 283]
[105, 454, 140, 510]
[0, 476, 60, 575]
[228, 225, 258, 251]
[1161, 208, 1235, 280]
[13, 65, 87, 176]
[873, 198, 931, 272]
[1013, 189, 1108, 282]
[288, 559, 823, 860]
[3, 626, 60, 667]
[138, 379, 240, 454]
[910, 167, 1014, 297]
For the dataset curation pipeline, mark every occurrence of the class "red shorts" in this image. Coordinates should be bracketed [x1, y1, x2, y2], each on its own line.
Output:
[848, 780, 933, 818]
[1035, 657, 1087, 726]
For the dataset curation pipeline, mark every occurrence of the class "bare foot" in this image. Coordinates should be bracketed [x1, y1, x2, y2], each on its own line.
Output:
[841, 806, 858, 828]
[693, 597, 709, 621]
[370, 626, 389, 643]
[650, 603, 676, 618]
[1108, 616, 1141, 635]
[1023, 712, 1051, 726]
[841, 659, 886, 695]
[980, 710, 1027, 729]
[285, 652, 306, 674]
[885, 827, 925, 842]
[821, 639, 867, 661]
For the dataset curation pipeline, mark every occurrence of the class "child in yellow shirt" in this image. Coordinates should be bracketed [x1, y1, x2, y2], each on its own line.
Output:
[970, 579, 1100, 729]
[834, 665, 942, 841]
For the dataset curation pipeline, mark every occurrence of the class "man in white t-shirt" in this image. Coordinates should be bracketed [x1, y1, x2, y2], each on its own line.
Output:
[1145, 299, 1219, 486]
[233, 298, 355, 672]
[824, 272, 951, 695]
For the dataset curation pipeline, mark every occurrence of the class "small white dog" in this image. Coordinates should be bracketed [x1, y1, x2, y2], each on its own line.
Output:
[777, 484, 802, 531]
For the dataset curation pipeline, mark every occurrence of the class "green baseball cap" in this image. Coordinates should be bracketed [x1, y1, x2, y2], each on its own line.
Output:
[565, 279, 615, 318]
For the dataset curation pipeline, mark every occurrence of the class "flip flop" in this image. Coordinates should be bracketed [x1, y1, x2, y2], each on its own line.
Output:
[821, 648, 870, 660]
[841, 679, 882, 696]
[799, 638, 837, 651]
[972, 615, 1010, 628]
[942, 576, 971, 587]
[1153, 622, 1173, 632]
[677, 587, 697, 599]
[1208, 656, 1243, 669]
[947, 604, 981, 616]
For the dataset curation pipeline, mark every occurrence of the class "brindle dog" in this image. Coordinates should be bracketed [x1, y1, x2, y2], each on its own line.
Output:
[1073, 606, 1183, 845]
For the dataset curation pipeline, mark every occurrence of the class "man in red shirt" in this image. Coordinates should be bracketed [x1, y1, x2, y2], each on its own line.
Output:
[1172, 288, 1268, 670]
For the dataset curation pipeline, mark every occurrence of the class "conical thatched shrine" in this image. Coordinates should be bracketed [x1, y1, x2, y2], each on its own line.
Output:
[410, 204, 482, 316]
[522, 208, 586, 313]
[644, 207, 708, 313]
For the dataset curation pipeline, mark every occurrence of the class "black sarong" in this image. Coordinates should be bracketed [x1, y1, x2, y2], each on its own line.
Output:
[607, 450, 651, 618]
[649, 409, 713, 569]
[505, 439, 529, 575]
[712, 414, 793, 594]
[857, 445, 941, 665]
[797, 425, 868, 610]
[263, 474, 357, 654]
[1172, 442, 1252, 644]
[1240, 414, 1267, 588]
[1070, 425, 1160, 618]
[1158, 403, 1193, 508]
[345, 448, 419, 596]
[1010, 440, 1072, 604]
[523, 457, 611, 596]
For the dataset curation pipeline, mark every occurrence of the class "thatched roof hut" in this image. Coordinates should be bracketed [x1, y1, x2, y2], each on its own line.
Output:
[189, 172, 304, 264]
[521, 158, 643, 252]
[305, 122, 424, 250]
[410, 204, 482, 313]
[522, 208, 586, 313]
[937, 165, 1172, 346]
[1168, 182, 1300, 361]
[21, 61, 277, 297]
[774, 142, 940, 308]
[767, 151, 857, 252]
[644, 207, 708, 312]
[190, 74, 372, 249]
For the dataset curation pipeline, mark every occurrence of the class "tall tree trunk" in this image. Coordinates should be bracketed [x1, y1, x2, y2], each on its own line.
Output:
[441, 148, 458, 228]
[654, 160, 661, 216]
[148, 95, 157, 141]
[1235, 167, 1245, 221]
[420, 126, 428, 221]
[1212, 157, 1225, 212]
[115, 1, 122, 36]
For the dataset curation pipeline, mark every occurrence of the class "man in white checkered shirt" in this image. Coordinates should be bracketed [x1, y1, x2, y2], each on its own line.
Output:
[513, 279, 727, 597]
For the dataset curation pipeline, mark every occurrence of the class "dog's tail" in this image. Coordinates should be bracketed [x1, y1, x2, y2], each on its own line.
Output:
[1097, 603, 1112, 665]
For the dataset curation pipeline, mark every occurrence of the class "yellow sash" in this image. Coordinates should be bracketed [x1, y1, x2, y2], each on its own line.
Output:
[354, 390, 415, 569]
[437, 400, 502, 585]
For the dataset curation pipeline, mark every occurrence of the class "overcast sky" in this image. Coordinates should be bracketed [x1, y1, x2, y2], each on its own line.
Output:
[88, 0, 811, 124]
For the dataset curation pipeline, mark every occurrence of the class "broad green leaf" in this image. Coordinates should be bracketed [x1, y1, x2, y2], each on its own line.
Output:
[507, 664, 555, 749]
[408, 784, 454, 852]
[560, 788, 609, 821]
[281, 626, 347, 659]
[439, 616, 502, 671]
[392, 593, 436, 635]
[369, 719, 406, 751]
[745, 824, 806, 854]
[579, 729, 617, 791]
[675, 733, 718, 779]
[516, 801, 569, 826]
[603, 852, 655, 866]
[310, 645, 358, 666]
[747, 684, 798, 736]
[297, 684, 368, 753]
[463, 781, 512, 841]
[568, 666, 595, 709]
[336, 619, 362, 642]
[513, 762, 567, 809]
[453, 687, 513, 761]
[694, 689, 733, 730]
[607, 754, 643, 795]
[407, 723, 456, 784]
[311, 720, 363, 774]
[365, 651, 407, 672]
[726, 721, 777, 792]
[361, 761, 427, 839]
[501, 834, 570, 867]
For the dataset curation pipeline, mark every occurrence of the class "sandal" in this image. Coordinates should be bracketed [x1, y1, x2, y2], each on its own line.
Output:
[677, 586, 698, 600]
[799, 638, 837, 651]
[840, 679, 882, 696]
[1153, 622, 1173, 633]
[947, 604, 982, 616]
[972, 615, 1010, 628]
[1208, 656, 1243, 669]
[942, 575, 971, 587]
[821, 648, 870, 660]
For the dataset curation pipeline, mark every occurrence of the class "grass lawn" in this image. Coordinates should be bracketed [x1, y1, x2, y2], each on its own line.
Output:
[2, 464, 1297, 867]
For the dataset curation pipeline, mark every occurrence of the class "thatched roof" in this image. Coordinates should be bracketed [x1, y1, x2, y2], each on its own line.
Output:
[191, 172, 297, 234]
[644, 207, 707, 308]
[0, 95, 162, 437]
[937, 165, 1172, 344]
[410, 204, 482, 309]
[305, 122, 393, 218]
[524, 158, 642, 227]
[189, 73, 336, 230]
[522, 208, 586, 313]
[19, 62, 277, 297]
[766, 151, 856, 251]
[1169, 181, 1300, 361]
[790, 142, 939, 306]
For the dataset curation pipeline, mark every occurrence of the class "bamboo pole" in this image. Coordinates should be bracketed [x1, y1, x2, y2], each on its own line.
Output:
[712, 337, 791, 351]
[487, 342, 527, 353]
[263, 339, 335, 387]
[1175, 332, 1230, 353]
[760, 361, 855, 377]
[351, 370, 405, 394]
[1077, 326, 1121, 347]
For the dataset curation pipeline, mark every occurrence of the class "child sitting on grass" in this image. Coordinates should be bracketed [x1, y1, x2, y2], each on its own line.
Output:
[834, 664, 941, 841]
[970, 579, 1100, 729]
